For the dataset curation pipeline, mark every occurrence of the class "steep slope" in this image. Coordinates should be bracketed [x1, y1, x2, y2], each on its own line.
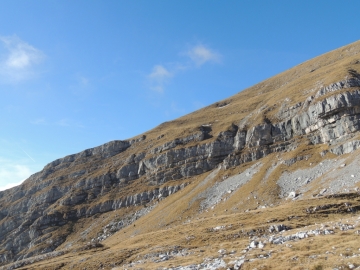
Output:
[2, 40, 360, 269]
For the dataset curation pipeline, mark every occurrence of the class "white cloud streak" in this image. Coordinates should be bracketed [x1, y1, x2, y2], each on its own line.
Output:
[186, 44, 221, 66]
[148, 65, 173, 93]
[56, 118, 85, 128]
[149, 65, 172, 80]
[0, 180, 24, 191]
[78, 76, 90, 87]
[30, 118, 84, 128]
[147, 44, 221, 92]
[18, 146, 36, 162]
[57, 119, 70, 127]
[30, 118, 47, 125]
[0, 164, 31, 191]
[0, 35, 45, 83]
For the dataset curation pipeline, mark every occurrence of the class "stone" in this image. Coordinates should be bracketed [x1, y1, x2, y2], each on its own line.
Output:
[234, 259, 245, 270]
[159, 254, 169, 261]
[258, 241, 265, 249]
[249, 241, 258, 248]
[287, 191, 297, 199]
[297, 232, 308, 239]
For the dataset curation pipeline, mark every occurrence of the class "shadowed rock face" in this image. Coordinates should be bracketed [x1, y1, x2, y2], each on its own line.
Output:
[2, 55, 360, 266]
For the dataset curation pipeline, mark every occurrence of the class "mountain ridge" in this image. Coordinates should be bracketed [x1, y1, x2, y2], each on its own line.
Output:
[2, 40, 360, 269]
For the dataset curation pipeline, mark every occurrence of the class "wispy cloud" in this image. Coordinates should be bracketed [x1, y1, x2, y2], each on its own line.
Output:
[0, 164, 31, 191]
[30, 117, 84, 128]
[148, 65, 173, 93]
[0, 35, 45, 83]
[186, 44, 221, 66]
[30, 118, 47, 125]
[0, 180, 24, 191]
[147, 44, 221, 93]
[70, 74, 94, 98]
[57, 118, 71, 127]
[56, 118, 85, 128]
[78, 76, 89, 87]
[149, 65, 172, 80]
[17, 145, 36, 162]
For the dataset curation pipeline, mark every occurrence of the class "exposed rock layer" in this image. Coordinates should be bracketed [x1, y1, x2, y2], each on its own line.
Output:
[1, 74, 360, 265]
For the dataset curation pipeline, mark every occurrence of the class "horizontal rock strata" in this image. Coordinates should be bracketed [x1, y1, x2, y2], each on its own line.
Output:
[1, 78, 360, 265]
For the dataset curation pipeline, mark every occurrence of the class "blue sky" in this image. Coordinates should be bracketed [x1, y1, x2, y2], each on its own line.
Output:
[0, 1, 359, 191]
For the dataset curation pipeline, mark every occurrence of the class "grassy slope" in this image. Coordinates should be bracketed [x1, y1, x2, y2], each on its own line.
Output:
[8, 40, 360, 269]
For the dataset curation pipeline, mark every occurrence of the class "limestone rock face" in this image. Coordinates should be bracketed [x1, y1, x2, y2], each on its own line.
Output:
[44, 140, 131, 171]
[2, 72, 360, 266]
[141, 130, 236, 184]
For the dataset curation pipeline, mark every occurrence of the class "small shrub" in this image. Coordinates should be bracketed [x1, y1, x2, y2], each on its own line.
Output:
[312, 265, 323, 270]
[83, 239, 104, 250]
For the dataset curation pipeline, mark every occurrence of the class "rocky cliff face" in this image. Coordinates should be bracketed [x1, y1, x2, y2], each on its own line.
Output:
[2, 42, 360, 268]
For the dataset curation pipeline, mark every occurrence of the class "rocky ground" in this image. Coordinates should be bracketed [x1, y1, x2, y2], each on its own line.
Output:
[198, 163, 263, 211]
[3, 40, 360, 270]
[117, 201, 360, 270]
[278, 156, 360, 199]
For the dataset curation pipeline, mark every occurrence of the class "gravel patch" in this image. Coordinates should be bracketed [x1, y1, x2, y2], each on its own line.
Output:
[277, 158, 346, 198]
[199, 162, 262, 210]
[94, 202, 158, 242]
[321, 157, 360, 194]
[278, 154, 360, 198]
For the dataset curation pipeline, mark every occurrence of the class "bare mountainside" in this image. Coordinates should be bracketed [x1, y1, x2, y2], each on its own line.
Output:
[2, 41, 360, 269]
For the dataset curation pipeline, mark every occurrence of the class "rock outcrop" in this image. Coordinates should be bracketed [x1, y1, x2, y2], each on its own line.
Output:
[2, 44, 360, 267]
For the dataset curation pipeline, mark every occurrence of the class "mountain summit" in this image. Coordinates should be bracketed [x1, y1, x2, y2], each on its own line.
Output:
[2, 41, 360, 269]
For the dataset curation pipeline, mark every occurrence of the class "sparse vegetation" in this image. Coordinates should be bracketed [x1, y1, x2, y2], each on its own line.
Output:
[2, 40, 360, 270]
[312, 265, 323, 270]
[82, 239, 104, 250]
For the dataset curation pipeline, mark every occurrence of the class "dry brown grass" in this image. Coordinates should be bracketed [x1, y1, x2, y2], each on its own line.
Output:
[18, 191, 360, 269]
[5, 40, 360, 270]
